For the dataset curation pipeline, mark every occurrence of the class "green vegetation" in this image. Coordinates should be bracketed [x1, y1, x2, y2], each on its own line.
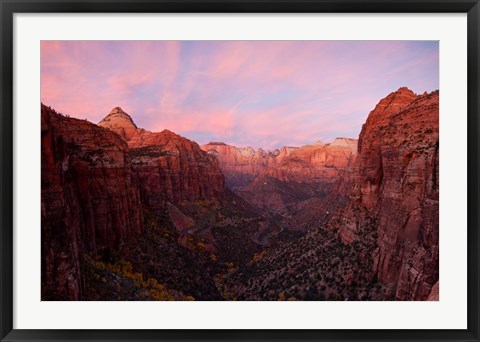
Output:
[128, 146, 172, 158]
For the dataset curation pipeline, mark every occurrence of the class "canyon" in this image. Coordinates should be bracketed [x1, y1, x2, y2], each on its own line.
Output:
[221, 88, 439, 301]
[201, 138, 356, 222]
[41, 87, 439, 301]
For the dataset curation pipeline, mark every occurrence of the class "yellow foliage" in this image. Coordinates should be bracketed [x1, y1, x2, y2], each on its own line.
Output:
[87, 256, 175, 301]
[252, 250, 267, 262]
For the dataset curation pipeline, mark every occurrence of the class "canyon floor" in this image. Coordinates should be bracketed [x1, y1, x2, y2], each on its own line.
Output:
[41, 87, 439, 301]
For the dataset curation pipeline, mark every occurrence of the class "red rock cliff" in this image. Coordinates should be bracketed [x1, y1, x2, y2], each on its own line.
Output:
[335, 88, 439, 300]
[201, 138, 357, 188]
[41, 105, 143, 300]
[99, 107, 226, 207]
[201, 138, 356, 220]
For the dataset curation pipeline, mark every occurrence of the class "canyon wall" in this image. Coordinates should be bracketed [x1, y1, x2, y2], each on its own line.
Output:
[42, 106, 229, 300]
[41, 105, 143, 300]
[201, 139, 357, 217]
[99, 107, 226, 209]
[333, 88, 439, 300]
[202, 138, 357, 188]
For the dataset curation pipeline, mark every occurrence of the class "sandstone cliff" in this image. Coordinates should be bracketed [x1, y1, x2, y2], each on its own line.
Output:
[334, 87, 439, 300]
[99, 107, 226, 207]
[201, 139, 356, 218]
[202, 138, 357, 188]
[98, 106, 138, 140]
[41, 105, 143, 300]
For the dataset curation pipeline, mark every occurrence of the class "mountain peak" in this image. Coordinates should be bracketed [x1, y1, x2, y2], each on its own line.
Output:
[109, 106, 127, 115]
[369, 87, 418, 121]
[395, 86, 415, 94]
[98, 107, 138, 140]
[391, 87, 416, 102]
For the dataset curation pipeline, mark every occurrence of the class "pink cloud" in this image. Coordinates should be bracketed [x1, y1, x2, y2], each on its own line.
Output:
[41, 41, 438, 150]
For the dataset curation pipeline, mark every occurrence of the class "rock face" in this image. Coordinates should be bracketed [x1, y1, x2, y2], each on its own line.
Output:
[41, 105, 143, 300]
[334, 88, 439, 300]
[201, 139, 356, 218]
[98, 107, 138, 140]
[427, 281, 439, 300]
[202, 139, 357, 188]
[99, 108, 226, 208]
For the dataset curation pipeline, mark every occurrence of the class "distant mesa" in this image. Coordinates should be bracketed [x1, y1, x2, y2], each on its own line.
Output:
[330, 137, 358, 148]
[208, 142, 227, 145]
[201, 136, 358, 192]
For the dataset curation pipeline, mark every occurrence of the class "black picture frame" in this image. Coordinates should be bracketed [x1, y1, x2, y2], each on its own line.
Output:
[1, 1, 479, 341]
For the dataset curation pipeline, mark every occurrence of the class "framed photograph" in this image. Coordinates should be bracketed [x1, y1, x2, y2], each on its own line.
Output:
[1, 0, 479, 341]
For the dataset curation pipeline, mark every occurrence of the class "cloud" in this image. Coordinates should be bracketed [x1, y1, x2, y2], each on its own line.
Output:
[41, 40, 439, 149]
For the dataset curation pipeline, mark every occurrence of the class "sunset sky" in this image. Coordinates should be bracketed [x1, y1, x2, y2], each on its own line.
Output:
[41, 41, 438, 149]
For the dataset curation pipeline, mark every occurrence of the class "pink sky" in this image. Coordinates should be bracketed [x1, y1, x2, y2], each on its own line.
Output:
[41, 41, 438, 149]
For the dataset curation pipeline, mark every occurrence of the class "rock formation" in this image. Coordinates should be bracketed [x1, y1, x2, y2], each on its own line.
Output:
[99, 107, 226, 207]
[333, 87, 439, 300]
[98, 107, 138, 140]
[201, 138, 357, 218]
[41, 86, 439, 302]
[427, 281, 439, 300]
[41, 104, 143, 300]
[202, 138, 357, 188]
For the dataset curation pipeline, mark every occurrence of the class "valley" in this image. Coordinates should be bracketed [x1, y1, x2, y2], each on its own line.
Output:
[41, 87, 439, 301]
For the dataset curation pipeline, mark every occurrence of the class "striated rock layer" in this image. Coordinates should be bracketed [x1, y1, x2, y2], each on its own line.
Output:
[202, 138, 357, 188]
[98, 107, 138, 140]
[332, 87, 439, 300]
[41, 104, 143, 300]
[99, 107, 226, 208]
[42, 106, 237, 301]
[201, 139, 357, 218]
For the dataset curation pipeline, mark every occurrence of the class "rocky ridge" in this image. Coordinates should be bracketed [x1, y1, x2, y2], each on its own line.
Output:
[202, 138, 357, 188]
[202, 138, 357, 220]
[99, 107, 226, 207]
[41, 105, 143, 300]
